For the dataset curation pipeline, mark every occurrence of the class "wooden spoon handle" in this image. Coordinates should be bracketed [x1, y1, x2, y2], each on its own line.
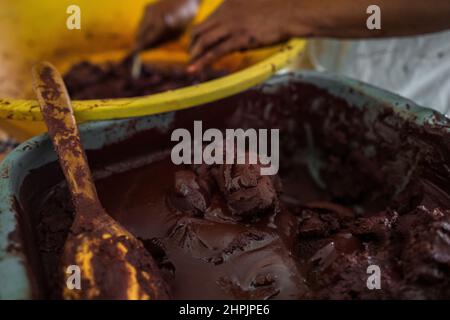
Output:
[32, 62, 100, 210]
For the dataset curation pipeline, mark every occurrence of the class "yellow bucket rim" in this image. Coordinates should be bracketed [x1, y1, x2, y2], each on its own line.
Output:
[0, 38, 305, 123]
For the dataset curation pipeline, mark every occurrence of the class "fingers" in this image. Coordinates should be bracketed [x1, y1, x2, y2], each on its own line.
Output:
[191, 19, 219, 41]
[190, 27, 231, 60]
[190, 7, 224, 45]
[188, 36, 247, 73]
[189, 13, 236, 72]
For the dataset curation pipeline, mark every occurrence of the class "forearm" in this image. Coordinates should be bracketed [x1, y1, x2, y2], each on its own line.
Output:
[294, 0, 450, 38]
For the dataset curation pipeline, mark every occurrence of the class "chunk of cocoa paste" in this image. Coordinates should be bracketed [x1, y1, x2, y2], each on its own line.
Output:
[210, 159, 281, 217]
[170, 151, 281, 218]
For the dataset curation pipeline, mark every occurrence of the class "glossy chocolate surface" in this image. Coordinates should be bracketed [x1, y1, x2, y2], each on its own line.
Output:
[21, 82, 450, 299]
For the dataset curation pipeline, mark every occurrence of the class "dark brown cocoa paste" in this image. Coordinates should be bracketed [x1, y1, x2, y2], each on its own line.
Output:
[63, 59, 227, 100]
[23, 81, 450, 299]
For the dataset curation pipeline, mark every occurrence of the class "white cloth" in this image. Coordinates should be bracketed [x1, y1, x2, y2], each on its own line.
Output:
[308, 30, 450, 116]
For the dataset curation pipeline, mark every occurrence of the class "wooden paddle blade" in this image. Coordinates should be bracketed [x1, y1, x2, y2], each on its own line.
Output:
[31, 62, 99, 209]
[62, 213, 170, 300]
[32, 61, 170, 300]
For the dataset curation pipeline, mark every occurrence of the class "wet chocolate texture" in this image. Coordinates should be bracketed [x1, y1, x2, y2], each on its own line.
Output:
[63, 59, 227, 100]
[20, 81, 450, 299]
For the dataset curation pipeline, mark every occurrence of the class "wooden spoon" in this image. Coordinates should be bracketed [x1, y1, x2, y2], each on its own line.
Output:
[31, 62, 169, 300]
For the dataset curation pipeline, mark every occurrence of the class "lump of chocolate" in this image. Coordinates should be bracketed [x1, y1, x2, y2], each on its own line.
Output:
[349, 210, 398, 241]
[168, 148, 281, 219]
[403, 219, 450, 283]
[210, 162, 281, 217]
[64, 60, 227, 100]
[297, 209, 340, 238]
[399, 208, 450, 285]
[307, 249, 388, 299]
[169, 170, 211, 216]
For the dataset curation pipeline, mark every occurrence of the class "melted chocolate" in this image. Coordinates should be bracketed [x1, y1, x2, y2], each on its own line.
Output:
[21, 81, 450, 299]
[63, 60, 227, 100]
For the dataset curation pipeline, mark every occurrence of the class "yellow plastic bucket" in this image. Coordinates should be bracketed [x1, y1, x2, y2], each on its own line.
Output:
[0, 0, 305, 140]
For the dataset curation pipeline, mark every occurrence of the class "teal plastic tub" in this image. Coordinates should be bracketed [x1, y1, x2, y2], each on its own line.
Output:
[0, 71, 448, 299]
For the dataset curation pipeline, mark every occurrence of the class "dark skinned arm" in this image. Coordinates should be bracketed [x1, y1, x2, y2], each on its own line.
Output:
[188, 0, 450, 71]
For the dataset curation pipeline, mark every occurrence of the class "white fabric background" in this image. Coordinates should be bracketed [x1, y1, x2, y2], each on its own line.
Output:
[309, 30, 450, 116]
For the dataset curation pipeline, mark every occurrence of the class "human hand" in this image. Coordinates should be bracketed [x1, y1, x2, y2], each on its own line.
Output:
[189, 0, 305, 72]
[135, 0, 200, 51]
